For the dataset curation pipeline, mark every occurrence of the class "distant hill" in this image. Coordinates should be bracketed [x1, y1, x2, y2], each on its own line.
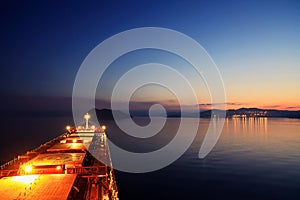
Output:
[169, 108, 300, 118]
[95, 108, 300, 119]
[226, 108, 300, 118]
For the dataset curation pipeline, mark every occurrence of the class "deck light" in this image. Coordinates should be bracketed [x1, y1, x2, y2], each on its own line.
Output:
[25, 165, 32, 173]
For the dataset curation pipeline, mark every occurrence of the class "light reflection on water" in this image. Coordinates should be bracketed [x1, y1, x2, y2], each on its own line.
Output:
[1, 116, 299, 199]
[112, 117, 300, 200]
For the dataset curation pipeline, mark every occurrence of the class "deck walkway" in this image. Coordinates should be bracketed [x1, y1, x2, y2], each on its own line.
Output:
[0, 174, 77, 200]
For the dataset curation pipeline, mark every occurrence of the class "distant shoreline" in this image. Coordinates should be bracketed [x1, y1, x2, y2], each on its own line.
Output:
[95, 108, 300, 120]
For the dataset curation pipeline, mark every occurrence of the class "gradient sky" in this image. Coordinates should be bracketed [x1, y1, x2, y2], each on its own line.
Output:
[1, 0, 300, 115]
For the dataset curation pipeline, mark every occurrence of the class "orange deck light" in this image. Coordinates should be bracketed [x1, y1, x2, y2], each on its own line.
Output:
[25, 165, 32, 173]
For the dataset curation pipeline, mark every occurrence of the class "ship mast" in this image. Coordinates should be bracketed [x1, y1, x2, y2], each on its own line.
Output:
[83, 113, 90, 129]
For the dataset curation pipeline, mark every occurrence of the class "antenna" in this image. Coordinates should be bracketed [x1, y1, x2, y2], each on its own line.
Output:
[83, 113, 91, 129]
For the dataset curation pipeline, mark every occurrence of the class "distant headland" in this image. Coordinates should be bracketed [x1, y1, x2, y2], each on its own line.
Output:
[95, 108, 300, 120]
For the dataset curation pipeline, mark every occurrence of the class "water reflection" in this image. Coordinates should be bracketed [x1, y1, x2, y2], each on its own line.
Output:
[228, 117, 268, 134]
[1, 116, 300, 200]
[116, 117, 300, 200]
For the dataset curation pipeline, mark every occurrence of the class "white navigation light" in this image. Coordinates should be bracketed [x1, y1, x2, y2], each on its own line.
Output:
[84, 113, 91, 129]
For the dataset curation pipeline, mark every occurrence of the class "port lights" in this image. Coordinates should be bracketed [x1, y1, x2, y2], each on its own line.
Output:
[66, 125, 71, 130]
[101, 125, 106, 130]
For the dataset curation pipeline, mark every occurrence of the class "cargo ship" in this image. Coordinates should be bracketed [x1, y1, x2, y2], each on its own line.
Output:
[0, 113, 119, 200]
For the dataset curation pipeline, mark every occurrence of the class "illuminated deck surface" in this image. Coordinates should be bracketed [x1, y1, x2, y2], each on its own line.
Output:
[28, 153, 85, 166]
[0, 116, 118, 200]
[0, 174, 77, 200]
[47, 143, 87, 152]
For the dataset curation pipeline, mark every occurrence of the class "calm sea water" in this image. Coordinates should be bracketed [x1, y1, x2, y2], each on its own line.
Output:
[1, 117, 300, 199]
[106, 117, 300, 200]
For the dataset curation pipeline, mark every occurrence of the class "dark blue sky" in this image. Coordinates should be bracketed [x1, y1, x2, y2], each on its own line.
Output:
[1, 0, 300, 114]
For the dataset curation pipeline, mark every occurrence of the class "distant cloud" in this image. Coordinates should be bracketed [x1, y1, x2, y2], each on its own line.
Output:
[95, 98, 181, 111]
[99, 100, 246, 111]
[198, 102, 242, 106]
[260, 105, 300, 111]
[198, 102, 244, 110]
[286, 106, 300, 110]
[96, 98, 300, 112]
[260, 105, 283, 109]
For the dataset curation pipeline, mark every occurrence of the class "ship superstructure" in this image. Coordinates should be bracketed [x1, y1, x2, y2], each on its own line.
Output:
[0, 113, 118, 200]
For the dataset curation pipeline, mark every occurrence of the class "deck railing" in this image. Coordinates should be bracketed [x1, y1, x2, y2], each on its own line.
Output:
[0, 133, 67, 170]
[67, 166, 107, 176]
[0, 169, 18, 177]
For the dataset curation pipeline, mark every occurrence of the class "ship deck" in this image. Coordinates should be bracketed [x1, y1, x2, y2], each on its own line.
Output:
[0, 174, 77, 200]
[0, 128, 118, 199]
